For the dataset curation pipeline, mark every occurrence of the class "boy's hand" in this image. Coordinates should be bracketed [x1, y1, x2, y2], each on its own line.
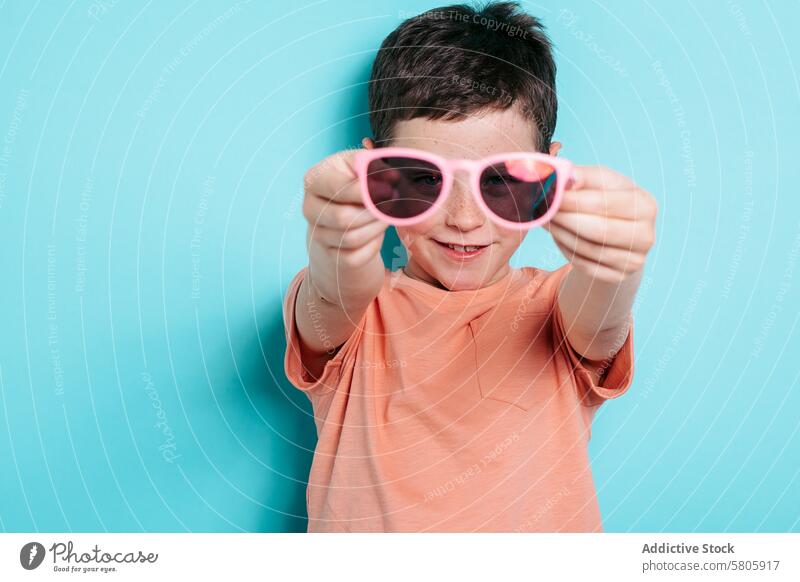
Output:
[302, 149, 389, 308]
[545, 166, 658, 283]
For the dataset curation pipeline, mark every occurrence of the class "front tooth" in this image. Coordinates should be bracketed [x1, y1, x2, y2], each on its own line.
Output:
[446, 244, 483, 252]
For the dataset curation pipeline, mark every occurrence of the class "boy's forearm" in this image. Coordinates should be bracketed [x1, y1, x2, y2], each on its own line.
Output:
[294, 252, 383, 361]
[557, 266, 641, 361]
[306, 254, 384, 313]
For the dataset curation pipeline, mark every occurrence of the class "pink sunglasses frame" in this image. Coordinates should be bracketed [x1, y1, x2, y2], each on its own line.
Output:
[353, 147, 575, 230]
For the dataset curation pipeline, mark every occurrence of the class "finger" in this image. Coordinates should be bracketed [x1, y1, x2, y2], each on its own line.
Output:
[549, 211, 654, 252]
[552, 237, 632, 282]
[569, 165, 637, 192]
[558, 188, 656, 221]
[566, 252, 632, 283]
[506, 158, 550, 181]
[548, 222, 646, 275]
[367, 173, 397, 205]
[367, 161, 403, 189]
[330, 230, 386, 270]
[303, 192, 376, 230]
[310, 219, 389, 251]
[305, 150, 363, 204]
[315, 175, 364, 206]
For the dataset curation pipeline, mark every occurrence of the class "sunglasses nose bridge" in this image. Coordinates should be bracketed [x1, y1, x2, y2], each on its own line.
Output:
[439, 160, 486, 228]
[447, 159, 481, 177]
[444, 160, 482, 196]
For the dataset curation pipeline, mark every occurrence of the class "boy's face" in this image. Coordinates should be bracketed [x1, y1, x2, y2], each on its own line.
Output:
[367, 107, 561, 291]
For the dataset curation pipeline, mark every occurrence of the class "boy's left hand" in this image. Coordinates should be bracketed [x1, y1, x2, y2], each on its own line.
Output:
[544, 165, 658, 283]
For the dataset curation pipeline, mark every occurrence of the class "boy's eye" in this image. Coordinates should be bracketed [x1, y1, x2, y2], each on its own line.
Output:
[482, 173, 519, 187]
[411, 173, 442, 188]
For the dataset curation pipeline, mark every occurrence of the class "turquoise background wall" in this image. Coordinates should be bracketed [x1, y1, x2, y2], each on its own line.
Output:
[0, 0, 797, 532]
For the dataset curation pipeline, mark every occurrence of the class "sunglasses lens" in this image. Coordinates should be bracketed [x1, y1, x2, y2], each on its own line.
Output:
[479, 157, 559, 224]
[365, 156, 443, 220]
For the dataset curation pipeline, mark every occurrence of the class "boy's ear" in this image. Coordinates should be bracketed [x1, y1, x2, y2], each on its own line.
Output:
[549, 141, 562, 156]
[362, 137, 375, 149]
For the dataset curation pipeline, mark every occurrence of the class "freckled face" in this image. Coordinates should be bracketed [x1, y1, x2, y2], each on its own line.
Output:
[387, 107, 557, 291]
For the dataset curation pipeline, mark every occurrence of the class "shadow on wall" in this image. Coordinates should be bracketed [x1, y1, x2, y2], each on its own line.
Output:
[255, 227, 404, 532]
[260, 61, 407, 532]
[238, 303, 318, 533]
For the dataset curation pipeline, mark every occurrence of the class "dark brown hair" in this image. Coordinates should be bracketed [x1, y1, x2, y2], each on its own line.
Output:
[368, 2, 558, 152]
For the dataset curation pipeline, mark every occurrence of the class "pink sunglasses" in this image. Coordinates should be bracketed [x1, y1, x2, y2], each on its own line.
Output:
[354, 147, 574, 230]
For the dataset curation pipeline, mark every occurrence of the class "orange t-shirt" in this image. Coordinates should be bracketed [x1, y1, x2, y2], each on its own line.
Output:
[282, 263, 634, 532]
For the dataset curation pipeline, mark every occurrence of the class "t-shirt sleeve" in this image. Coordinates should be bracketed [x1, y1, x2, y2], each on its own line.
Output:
[282, 267, 365, 395]
[549, 265, 635, 407]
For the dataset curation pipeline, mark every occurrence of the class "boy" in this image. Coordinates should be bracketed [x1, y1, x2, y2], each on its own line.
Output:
[283, 2, 657, 532]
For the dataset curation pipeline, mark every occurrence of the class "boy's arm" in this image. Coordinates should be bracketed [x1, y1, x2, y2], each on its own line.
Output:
[295, 150, 388, 380]
[546, 165, 657, 365]
[556, 267, 639, 371]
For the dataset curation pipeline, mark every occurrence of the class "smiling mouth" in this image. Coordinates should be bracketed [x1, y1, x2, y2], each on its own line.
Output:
[433, 239, 491, 260]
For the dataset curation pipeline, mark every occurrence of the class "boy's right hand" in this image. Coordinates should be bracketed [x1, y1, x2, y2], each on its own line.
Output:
[301, 148, 389, 312]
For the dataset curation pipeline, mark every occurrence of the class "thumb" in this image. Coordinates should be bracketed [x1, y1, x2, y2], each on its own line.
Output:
[564, 166, 583, 191]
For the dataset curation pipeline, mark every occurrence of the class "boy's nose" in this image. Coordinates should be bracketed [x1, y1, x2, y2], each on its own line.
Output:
[443, 180, 485, 232]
